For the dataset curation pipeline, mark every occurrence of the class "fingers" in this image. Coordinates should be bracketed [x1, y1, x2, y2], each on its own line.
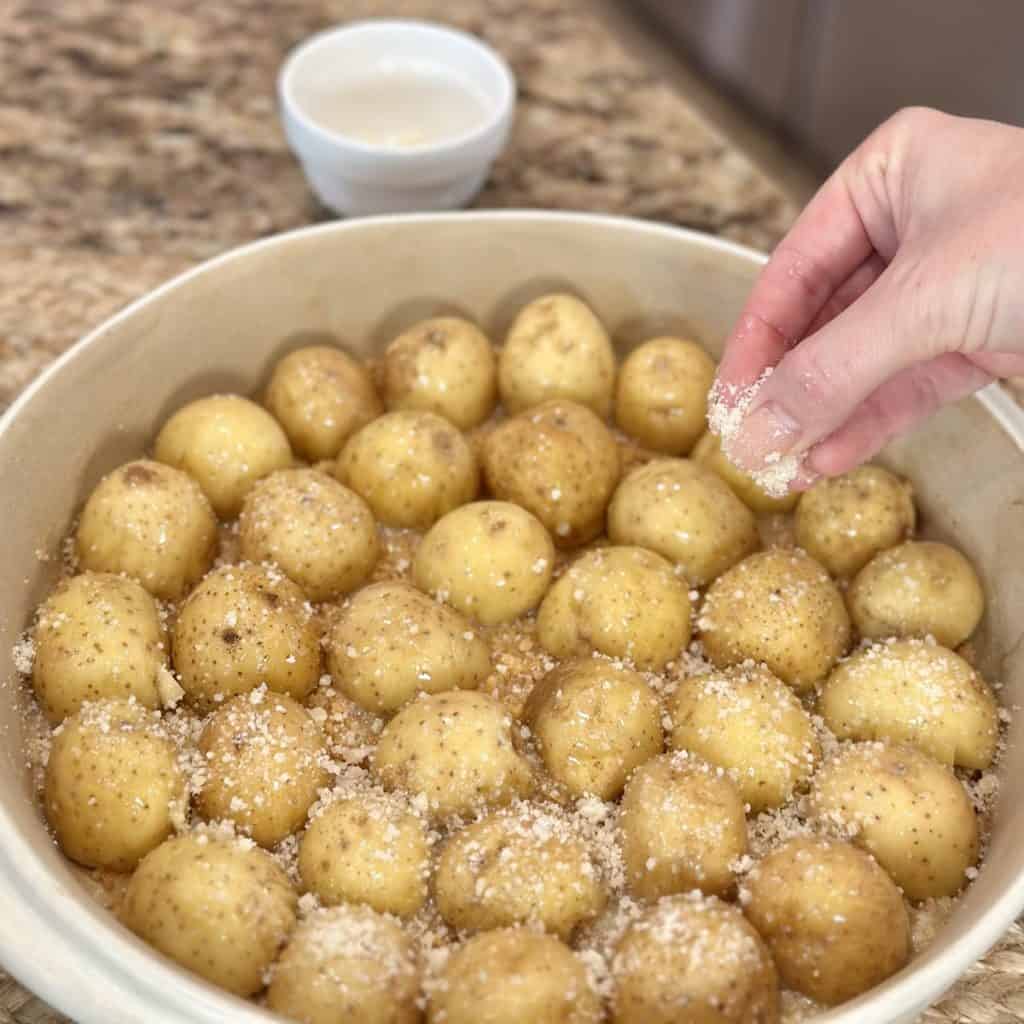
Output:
[804, 253, 887, 336]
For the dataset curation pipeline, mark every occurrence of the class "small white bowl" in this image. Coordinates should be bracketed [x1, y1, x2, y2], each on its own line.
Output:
[278, 20, 516, 216]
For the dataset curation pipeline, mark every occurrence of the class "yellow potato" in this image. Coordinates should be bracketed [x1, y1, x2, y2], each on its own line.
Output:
[122, 833, 297, 997]
[264, 344, 382, 462]
[238, 468, 379, 601]
[75, 459, 217, 599]
[742, 837, 910, 1006]
[819, 638, 999, 769]
[306, 686, 383, 765]
[482, 399, 620, 547]
[523, 659, 663, 800]
[154, 394, 293, 518]
[699, 548, 851, 692]
[847, 540, 985, 648]
[692, 431, 799, 514]
[607, 459, 759, 586]
[382, 316, 497, 429]
[499, 293, 616, 416]
[325, 581, 491, 714]
[413, 501, 554, 624]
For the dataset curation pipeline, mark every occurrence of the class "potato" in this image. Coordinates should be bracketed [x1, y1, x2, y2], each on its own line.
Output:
[795, 466, 916, 578]
[819, 638, 999, 769]
[433, 802, 607, 937]
[667, 664, 819, 811]
[413, 501, 554, 624]
[429, 927, 602, 1024]
[611, 893, 779, 1024]
[620, 751, 748, 900]
[373, 690, 532, 820]
[499, 293, 616, 416]
[523, 659, 663, 800]
[482, 400, 619, 547]
[537, 546, 691, 670]
[382, 316, 497, 429]
[336, 410, 478, 529]
[325, 581, 491, 714]
[122, 833, 297, 997]
[172, 563, 321, 710]
[810, 742, 979, 900]
[299, 792, 429, 916]
[607, 459, 759, 586]
[154, 394, 293, 518]
[742, 836, 910, 1005]
[238, 468, 378, 601]
[266, 904, 419, 1024]
[307, 686, 383, 764]
[32, 572, 168, 723]
[692, 431, 799, 514]
[265, 344, 382, 462]
[197, 693, 329, 847]
[75, 459, 217, 599]
[699, 548, 851, 692]
[847, 540, 985, 648]
[45, 700, 184, 871]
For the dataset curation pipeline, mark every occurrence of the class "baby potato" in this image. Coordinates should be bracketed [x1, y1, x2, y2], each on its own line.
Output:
[122, 833, 297, 997]
[336, 410, 478, 529]
[742, 837, 910, 1006]
[299, 792, 429, 916]
[32, 572, 168, 723]
[265, 344, 382, 462]
[692, 431, 799, 514]
[538, 546, 690, 670]
[45, 700, 184, 871]
[266, 905, 420, 1024]
[413, 501, 554, 624]
[433, 802, 607, 937]
[482, 400, 620, 547]
[607, 459, 759, 586]
[667, 664, 820, 811]
[429, 927, 602, 1024]
[307, 686, 383, 765]
[238, 468, 378, 601]
[325, 581, 491, 714]
[172, 563, 321, 710]
[523, 659, 663, 800]
[382, 316, 497, 429]
[612, 893, 779, 1024]
[197, 693, 328, 847]
[810, 742, 979, 900]
[615, 337, 716, 455]
[699, 548, 851, 692]
[795, 466, 916, 578]
[75, 459, 217, 600]
[819, 638, 999, 769]
[620, 751, 748, 900]
[847, 540, 985, 648]
[154, 394, 293, 518]
[374, 690, 532, 820]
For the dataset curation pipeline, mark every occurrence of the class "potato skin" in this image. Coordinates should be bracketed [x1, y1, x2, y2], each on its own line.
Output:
[524, 659, 663, 800]
[326, 580, 491, 714]
[382, 316, 497, 429]
[265, 344, 382, 462]
[699, 548, 851, 692]
[499, 293, 616, 416]
[795, 466, 916, 578]
[607, 459, 759, 586]
[538, 545, 691, 670]
[810, 742, 979, 900]
[75, 459, 217, 600]
[847, 540, 985, 648]
[482, 399, 620, 547]
[692, 432, 799, 514]
[306, 686, 382, 764]
[413, 501, 555, 624]
[742, 837, 910, 1006]
[819, 638, 999, 769]
[122, 833, 297, 997]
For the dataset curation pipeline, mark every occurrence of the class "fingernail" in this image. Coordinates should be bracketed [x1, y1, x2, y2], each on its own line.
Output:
[728, 402, 802, 470]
